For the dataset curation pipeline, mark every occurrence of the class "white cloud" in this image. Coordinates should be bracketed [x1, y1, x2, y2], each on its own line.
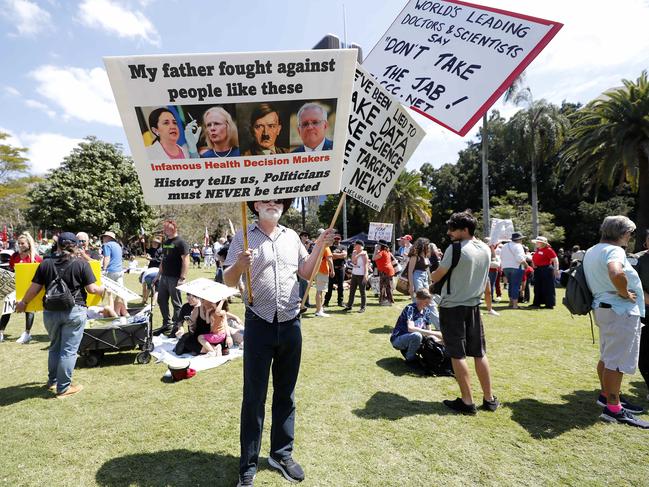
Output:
[24, 99, 56, 118]
[30, 64, 121, 126]
[77, 0, 160, 45]
[19, 132, 83, 174]
[2, 0, 52, 36]
[3, 85, 20, 96]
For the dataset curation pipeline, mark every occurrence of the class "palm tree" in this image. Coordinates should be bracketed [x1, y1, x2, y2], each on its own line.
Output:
[380, 170, 431, 246]
[480, 76, 531, 236]
[563, 71, 649, 250]
[506, 100, 568, 237]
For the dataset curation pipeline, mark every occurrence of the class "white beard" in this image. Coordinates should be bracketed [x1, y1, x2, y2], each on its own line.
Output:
[258, 206, 283, 223]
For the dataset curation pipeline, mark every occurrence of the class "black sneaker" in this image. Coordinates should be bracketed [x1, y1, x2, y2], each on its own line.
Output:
[482, 396, 500, 412]
[600, 407, 649, 429]
[358, 307, 366, 313]
[596, 394, 645, 414]
[337, 301, 344, 307]
[443, 397, 477, 415]
[236, 472, 256, 487]
[268, 454, 305, 482]
[342, 306, 351, 312]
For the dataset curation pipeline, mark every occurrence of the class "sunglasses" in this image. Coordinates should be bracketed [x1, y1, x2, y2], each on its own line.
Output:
[259, 200, 283, 204]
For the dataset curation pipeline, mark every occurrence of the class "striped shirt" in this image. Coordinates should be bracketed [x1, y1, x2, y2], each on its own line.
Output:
[225, 222, 308, 323]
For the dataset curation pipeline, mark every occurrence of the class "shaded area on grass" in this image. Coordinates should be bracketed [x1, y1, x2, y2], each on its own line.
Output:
[95, 449, 238, 487]
[628, 380, 649, 400]
[353, 391, 451, 420]
[77, 351, 144, 368]
[0, 382, 52, 406]
[507, 389, 600, 439]
[368, 325, 392, 334]
[376, 357, 427, 377]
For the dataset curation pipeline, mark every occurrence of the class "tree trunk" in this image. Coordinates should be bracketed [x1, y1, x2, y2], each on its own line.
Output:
[635, 153, 649, 252]
[531, 158, 539, 238]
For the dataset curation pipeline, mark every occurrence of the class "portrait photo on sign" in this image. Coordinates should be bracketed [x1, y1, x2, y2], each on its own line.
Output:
[136, 104, 239, 160]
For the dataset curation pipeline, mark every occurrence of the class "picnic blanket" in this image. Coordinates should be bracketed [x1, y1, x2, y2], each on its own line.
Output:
[151, 334, 242, 372]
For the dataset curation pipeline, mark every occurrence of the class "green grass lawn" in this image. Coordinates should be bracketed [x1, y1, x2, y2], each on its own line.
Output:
[1, 263, 648, 486]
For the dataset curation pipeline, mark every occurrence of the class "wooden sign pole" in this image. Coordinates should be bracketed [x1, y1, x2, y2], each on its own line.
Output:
[300, 194, 346, 309]
[240, 202, 254, 305]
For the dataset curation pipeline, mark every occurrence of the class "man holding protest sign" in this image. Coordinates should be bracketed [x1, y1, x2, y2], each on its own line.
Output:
[243, 103, 289, 156]
[224, 198, 334, 486]
[292, 102, 333, 152]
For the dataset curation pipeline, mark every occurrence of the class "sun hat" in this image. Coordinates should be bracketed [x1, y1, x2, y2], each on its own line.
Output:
[246, 199, 294, 216]
[101, 231, 117, 240]
[510, 232, 525, 241]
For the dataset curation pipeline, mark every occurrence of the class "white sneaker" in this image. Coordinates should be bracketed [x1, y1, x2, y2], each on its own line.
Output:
[314, 310, 329, 317]
[494, 296, 502, 302]
[487, 309, 500, 316]
[16, 331, 31, 344]
[0, 331, 4, 343]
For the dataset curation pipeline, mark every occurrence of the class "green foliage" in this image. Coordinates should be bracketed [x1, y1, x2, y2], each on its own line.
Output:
[317, 194, 378, 237]
[280, 206, 324, 237]
[26, 137, 155, 238]
[157, 202, 242, 244]
[0, 132, 29, 183]
[571, 195, 636, 248]
[485, 190, 565, 244]
[379, 170, 431, 240]
[563, 71, 649, 250]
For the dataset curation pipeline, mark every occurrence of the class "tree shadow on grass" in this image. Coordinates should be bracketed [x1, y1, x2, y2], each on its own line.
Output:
[627, 380, 648, 401]
[96, 449, 238, 487]
[0, 382, 51, 406]
[368, 325, 392, 334]
[507, 388, 600, 440]
[353, 391, 451, 420]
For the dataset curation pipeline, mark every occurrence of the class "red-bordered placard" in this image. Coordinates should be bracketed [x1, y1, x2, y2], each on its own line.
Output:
[363, 0, 563, 136]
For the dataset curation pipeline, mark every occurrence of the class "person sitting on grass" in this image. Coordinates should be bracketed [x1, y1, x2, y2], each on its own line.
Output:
[221, 299, 244, 349]
[390, 288, 444, 369]
[197, 300, 233, 357]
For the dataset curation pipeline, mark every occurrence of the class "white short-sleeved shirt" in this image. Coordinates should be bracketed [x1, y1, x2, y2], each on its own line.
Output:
[500, 241, 525, 269]
[583, 243, 645, 317]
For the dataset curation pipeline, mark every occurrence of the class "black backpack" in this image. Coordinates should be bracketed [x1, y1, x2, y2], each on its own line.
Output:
[562, 260, 595, 343]
[43, 261, 76, 311]
[417, 336, 453, 376]
[431, 242, 461, 295]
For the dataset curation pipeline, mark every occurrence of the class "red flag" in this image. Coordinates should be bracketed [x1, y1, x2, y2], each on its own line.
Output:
[204, 227, 209, 247]
[1, 225, 6, 242]
[38, 229, 43, 241]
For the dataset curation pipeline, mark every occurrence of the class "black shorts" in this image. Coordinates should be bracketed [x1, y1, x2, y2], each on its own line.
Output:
[439, 305, 486, 359]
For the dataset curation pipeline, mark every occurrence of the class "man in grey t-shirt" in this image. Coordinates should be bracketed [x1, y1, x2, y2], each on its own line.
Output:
[431, 212, 498, 415]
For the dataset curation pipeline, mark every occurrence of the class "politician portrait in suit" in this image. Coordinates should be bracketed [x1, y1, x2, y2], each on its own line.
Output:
[292, 102, 333, 152]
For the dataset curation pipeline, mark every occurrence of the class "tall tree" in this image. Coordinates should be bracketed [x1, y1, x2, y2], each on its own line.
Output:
[379, 170, 431, 245]
[27, 137, 155, 238]
[563, 71, 649, 250]
[0, 132, 29, 183]
[506, 100, 569, 237]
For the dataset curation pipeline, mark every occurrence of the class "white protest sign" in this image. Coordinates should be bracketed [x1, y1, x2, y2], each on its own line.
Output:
[342, 64, 425, 211]
[363, 0, 563, 135]
[489, 218, 515, 244]
[104, 50, 358, 205]
[368, 222, 394, 242]
[2, 291, 16, 316]
[176, 278, 239, 304]
[102, 276, 142, 303]
[0, 268, 15, 301]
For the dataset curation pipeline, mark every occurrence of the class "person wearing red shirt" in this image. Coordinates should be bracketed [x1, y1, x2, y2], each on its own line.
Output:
[0, 233, 43, 343]
[373, 240, 395, 306]
[530, 236, 559, 308]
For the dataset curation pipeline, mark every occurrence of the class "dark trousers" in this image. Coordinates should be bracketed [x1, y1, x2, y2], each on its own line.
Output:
[157, 275, 182, 328]
[0, 312, 35, 332]
[240, 309, 302, 477]
[346, 274, 366, 309]
[324, 266, 344, 306]
[640, 311, 649, 389]
[532, 266, 556, 307]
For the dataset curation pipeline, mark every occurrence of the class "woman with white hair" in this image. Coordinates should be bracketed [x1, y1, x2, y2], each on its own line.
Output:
[583, 215, 648, 428]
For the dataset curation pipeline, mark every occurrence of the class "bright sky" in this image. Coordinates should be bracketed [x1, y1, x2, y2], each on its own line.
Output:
[1, 0, 649, 175]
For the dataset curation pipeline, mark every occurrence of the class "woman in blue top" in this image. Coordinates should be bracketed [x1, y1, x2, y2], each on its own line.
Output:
[200, 106, 240, 157]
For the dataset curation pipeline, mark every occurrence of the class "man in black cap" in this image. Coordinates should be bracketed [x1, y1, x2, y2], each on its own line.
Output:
[16, 232, 105, 398]
[225, 198, 334, 486]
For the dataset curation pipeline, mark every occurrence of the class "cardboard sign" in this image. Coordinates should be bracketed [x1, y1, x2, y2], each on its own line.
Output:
[363, 0, 562, 135]
[0, 268, 14, 301]
[104, 50, 358, 205]
[2, 291, 15, 316]
[176, 278, 239, 304]
[102, 275, 142, 303]
[341, 65, 425, 211]
[15, 261, 102, 312]
[368, 222, 394, 242]
[489, 218, 515, 244]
